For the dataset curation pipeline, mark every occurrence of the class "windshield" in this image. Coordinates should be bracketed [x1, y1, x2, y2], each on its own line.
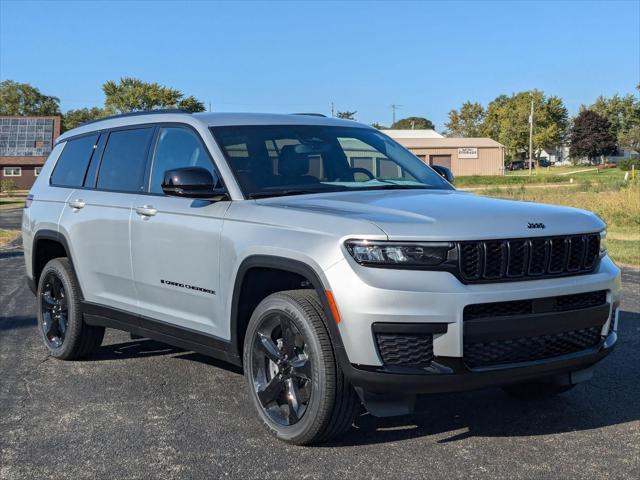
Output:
[210, 125, 453, 198]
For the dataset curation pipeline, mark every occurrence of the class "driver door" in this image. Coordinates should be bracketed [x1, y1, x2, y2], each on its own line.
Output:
[130, 126, 230, 339]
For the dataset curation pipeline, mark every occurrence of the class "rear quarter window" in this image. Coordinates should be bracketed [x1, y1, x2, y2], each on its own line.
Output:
[96, 128, 154, 192]
[50, 134, 99, 187]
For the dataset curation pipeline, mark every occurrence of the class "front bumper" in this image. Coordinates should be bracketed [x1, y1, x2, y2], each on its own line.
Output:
[325, 255, 622, 366]
[338, 331, 617, 396]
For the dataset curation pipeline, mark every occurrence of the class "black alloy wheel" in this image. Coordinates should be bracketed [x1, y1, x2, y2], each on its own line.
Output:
[40, 272, 68, 348]
[250, 312, 312, 426]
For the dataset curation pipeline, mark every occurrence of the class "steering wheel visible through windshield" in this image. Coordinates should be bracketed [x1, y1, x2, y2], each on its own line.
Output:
[210, 124, 453, 198]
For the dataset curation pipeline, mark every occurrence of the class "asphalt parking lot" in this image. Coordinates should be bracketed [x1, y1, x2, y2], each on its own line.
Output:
[1, 239, 639, 479]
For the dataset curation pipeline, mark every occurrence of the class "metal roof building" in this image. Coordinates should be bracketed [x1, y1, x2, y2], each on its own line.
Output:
[383, 129, 505, 176]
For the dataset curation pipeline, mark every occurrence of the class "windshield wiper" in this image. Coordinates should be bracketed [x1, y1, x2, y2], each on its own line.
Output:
[248, 189, 326, 199]
[361, 184, 431, 190]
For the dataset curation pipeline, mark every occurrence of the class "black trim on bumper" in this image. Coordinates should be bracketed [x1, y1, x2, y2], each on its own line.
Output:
[372, 322, 449, 335]
[464, 304, 609, 343]
[339, 333, 616, 395]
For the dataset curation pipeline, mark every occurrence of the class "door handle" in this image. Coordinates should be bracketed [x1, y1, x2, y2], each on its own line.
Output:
[68, 199, 85, 210]
[135, 205, 158, 217]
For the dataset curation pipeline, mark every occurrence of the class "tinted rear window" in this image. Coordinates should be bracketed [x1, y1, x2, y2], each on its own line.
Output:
[50, 134, 98, 187]
[97, 128, 154, 192]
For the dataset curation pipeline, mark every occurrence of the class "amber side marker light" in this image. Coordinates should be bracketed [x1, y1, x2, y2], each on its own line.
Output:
[325, 291, 341, 324]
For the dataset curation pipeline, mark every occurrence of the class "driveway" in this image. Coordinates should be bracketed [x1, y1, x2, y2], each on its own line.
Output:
[1, 244, 638, 479]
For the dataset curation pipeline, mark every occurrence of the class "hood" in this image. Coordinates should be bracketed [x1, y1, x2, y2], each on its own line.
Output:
[257, 189, 605, 240]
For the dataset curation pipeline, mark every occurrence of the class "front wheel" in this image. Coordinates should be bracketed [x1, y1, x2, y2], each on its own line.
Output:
[243, 290, 359, 445]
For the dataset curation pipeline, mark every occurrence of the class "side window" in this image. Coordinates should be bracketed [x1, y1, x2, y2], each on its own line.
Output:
[149, 127, 220, 194]
[96, 128, 154, 192]
[50, 134, 98, 187]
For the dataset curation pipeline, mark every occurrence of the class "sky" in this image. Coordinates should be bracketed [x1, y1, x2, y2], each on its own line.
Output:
[1, 0, 638, 131]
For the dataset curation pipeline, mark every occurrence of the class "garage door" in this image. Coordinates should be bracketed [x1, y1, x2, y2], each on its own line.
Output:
[429, 155, 452, 169]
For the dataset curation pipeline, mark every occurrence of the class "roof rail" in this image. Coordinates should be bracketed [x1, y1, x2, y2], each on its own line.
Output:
[292, 113, 327, 117]
[80, 108, 190, 127]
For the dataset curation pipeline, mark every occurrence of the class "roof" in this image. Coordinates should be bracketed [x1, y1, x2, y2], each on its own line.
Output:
[382, 129, 444, 139]
[57, 111, 370, 143]
[192, 112, 363, 127]
[0, 156, 47, 166]
[392, 137, 504, 148]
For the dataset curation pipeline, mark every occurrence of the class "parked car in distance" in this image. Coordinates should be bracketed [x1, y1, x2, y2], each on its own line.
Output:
[22, 110, 620, 445]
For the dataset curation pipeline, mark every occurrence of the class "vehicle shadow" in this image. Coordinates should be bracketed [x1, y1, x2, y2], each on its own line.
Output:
[0, 250, 24, 260]
[92, 338, 244, 374]
[324, 310, 640, 447]
[0, 315, 37, 331]
[93, 339, 184, 360]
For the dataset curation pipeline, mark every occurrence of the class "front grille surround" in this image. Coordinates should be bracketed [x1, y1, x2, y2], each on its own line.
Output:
[458, 233, 600, 284]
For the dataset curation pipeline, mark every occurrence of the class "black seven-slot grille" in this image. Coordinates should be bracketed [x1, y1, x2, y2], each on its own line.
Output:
[458, 233, 600, 283]
[463, 290, 608, 368]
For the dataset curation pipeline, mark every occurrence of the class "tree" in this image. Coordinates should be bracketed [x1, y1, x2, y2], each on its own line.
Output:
[587, 93, 640, 146]
[336, 110, 357, 120]
[445, 101, 485, 137]
[618, 125, 640, 153]
[62, 107, 107, 132]
[102, 77, 205, 113]
[569, 110, 617, 163]
[481, 90, 568, 160]
[370, 122, 387, 129]
[177, 96, 206, 113]
[391, 116, 435, 130]
[0, 80, 60, 116]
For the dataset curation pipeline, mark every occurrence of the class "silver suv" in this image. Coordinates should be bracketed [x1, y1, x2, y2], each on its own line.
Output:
[22, 110, 621, 444]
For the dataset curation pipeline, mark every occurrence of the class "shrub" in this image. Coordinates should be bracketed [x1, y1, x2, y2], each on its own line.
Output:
[618, 158, 640, 171]
[0, 179, 17, 196]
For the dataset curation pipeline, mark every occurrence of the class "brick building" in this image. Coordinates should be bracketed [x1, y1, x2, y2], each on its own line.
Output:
[0, 116, 61, 190]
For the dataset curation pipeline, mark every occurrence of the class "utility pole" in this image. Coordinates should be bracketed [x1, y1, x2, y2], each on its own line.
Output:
[209, 102, 212, 112]
[390, 104, 402, 125]
[528, 98, 534, 176]
[330, 102, 335, 117]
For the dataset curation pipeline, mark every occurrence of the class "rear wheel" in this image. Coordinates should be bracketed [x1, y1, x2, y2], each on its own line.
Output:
[37, 258, 104, 360]
[502, 381, 575, 399]
[243, 290, 359, 445]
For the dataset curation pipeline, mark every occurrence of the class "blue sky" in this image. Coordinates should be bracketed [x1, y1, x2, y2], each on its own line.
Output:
[1, 0, 638, 130]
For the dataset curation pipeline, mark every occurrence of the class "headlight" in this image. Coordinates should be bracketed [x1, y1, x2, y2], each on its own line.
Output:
[345, 240, 454, 267]
[600, 230, 608, 258]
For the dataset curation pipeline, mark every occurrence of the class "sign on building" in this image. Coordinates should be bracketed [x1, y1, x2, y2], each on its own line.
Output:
[458, 147, 478, 159]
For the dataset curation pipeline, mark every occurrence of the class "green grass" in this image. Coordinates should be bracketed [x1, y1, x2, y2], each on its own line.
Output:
[476, 181, 640, 266]
[456, 167, 626, 188]
[0, 194, 26, 210]
[0, 228, 20, 246]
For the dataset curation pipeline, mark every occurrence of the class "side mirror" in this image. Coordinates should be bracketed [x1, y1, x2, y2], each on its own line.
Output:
[161, 167, 227, 200]
[431, 165, 454, 183]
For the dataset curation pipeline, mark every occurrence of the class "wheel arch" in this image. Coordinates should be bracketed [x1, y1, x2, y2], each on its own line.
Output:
[230, 255, 344, 358]
[31, 229, 82, 297]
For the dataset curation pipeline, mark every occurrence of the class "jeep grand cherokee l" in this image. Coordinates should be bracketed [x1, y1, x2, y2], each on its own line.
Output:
[22, 110, 621, 444]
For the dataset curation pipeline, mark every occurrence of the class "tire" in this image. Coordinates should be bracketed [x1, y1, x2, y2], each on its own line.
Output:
[243, 290, 360, 445]
[502, 381, 575, 399]
[37, 258, 104, 360]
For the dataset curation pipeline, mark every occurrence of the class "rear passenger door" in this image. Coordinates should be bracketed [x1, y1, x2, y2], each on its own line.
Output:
[129, 126, 229, 338]
[58, 126, 155, 312]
